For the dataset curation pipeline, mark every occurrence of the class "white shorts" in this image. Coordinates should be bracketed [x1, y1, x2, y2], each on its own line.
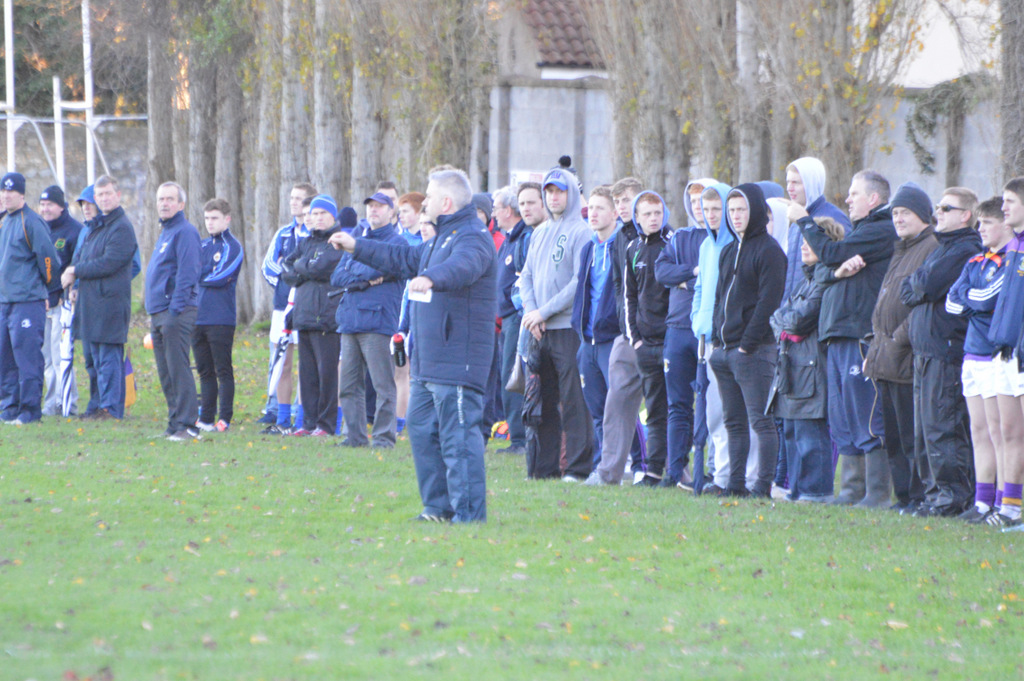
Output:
[269, 309, 298, 345]
[994, 355, 1024, 398]
[961, 358, 1000, 399]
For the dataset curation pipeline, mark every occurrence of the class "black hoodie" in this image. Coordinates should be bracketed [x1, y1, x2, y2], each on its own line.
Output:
[712, 183, 787, 352]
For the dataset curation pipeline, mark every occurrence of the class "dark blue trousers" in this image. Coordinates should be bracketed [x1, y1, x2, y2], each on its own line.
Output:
[577, 339, 613, 467]
[664, 326, 698, 483]
[82, 339, 124, 418]
[826, 338, 884, 456]
[500, 312, 526, 447]
[0, 301, 46, 422]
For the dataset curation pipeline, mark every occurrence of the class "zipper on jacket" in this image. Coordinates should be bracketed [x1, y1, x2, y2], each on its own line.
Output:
[721, 239, 742, 347]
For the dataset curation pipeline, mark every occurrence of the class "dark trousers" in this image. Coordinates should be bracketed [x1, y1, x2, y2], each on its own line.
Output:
[878, 379, 925, 505]
[913, 355, 974, 510]
[525, 328, 594, 479]
[710, 344, 779, 494]
[577, 339, 613, 467]
[408, 380, 487, 522]
[500, 312, 526, 447]
[783, 418, 834, 499]
[82, 340, 124, 418]
[298, 330, 340, 434]
[826, 338, 884, 456]
[0, 301, 46, 422]
[635, 341, 669, 477]
[482, 330, 504, 437]
[151, 308, 198, 431]
[191, 324, 235, 424]
[664, 326, 698, 483]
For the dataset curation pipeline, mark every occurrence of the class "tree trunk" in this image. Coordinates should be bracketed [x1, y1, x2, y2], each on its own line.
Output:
[187, 42, 216, 228]
[735, 0, 761, 183]
[1002, 0, 1024, 177]
[143, 0, 175, 267]
[280, 0, 311, 199]
[313, 0, 348, 202]
[349, 0, 387, 202]
[214, 67, 251, 324]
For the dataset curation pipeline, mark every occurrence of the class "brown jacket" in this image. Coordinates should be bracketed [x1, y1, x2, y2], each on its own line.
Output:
[864, 226, 939, 383]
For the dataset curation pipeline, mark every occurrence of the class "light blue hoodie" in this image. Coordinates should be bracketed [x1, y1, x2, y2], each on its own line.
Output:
[690, 181, 733, 342]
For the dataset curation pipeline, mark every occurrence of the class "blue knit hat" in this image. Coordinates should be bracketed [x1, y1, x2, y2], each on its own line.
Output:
[310, 194, 338, 220]
[338, 206, 358, 229]
[1, 172, 25, 194]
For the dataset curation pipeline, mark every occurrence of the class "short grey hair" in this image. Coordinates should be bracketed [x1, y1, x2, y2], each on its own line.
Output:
[95, 174, 119, 191]
[428, 169, 472, 212]
[159, 181, 187, 204]
[852, 169, 890, 205]
[492, 185, 520, 215]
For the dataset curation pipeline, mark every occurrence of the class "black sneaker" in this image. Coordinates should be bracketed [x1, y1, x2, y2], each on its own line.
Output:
[257, 412, 277, 424]
[702, 484, 729, 497]
[958, 506, 991, 524]
[260, 424, 288, 435]
[413, 511, 454, 523]
[986, 512, 1021, 527]
[634, 474, 662, 487]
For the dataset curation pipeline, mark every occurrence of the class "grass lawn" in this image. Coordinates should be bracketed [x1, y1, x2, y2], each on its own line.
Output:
[1, 321, 1021, 680]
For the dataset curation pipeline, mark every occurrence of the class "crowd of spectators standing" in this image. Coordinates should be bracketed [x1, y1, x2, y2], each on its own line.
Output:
[2, 154, 1024, 529]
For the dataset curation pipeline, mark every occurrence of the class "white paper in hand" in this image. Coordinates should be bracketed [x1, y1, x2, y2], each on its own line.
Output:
[408, 289, 433, 303]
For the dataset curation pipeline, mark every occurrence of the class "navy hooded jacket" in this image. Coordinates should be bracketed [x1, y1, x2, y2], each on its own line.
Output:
[571, 231, 619, 344]
[196, 228, 244, 326]
[331, 221, 406, 335]
[350, 202, 497, 392]
[495, 219, 532, 318]
[655, 222, 705, 330]
[145, 211, 201, 316]
[712, 183, 787, 351]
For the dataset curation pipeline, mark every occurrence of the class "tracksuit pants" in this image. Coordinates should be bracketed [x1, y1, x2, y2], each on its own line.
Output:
[298, 329, 340, 434]
[192, 324, 236, 425]
[0, 301, 46, 422]
[151, 308, 199, 432]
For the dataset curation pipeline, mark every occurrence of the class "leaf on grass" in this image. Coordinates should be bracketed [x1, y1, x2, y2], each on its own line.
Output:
[250, 633, 269, 644]
[141, 620, 153, 631]
[884, 620, 908, 630]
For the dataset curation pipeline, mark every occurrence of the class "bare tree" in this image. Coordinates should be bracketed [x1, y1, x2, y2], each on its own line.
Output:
[312, 0, 349, 203]
[143, 0, 175, 263]
[1002, 0, 1024, 177]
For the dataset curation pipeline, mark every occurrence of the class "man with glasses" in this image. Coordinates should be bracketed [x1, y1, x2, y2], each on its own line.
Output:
[899, 187, 982, 516]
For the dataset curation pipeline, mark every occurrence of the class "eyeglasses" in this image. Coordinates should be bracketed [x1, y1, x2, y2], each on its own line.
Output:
[935, 204, 966, 213]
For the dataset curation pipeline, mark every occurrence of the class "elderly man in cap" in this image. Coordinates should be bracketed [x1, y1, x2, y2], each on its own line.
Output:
[331, 191, 406, 447]
[0, 172, 60, 424]
[38, 185, 84, 416]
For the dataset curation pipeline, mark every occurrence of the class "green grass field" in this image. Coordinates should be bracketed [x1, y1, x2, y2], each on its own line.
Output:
[1, 322, 1021, 680]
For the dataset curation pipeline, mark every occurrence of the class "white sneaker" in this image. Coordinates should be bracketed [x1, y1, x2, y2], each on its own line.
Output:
[633, 470, 646, 485]
[562, 474, 581, 483]
[195, 420, 216, 432]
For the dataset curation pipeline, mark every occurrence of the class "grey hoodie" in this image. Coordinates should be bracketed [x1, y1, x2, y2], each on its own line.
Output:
[518, 167, 591, 330]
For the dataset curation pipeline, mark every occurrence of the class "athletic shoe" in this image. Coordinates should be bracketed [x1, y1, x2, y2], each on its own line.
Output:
[309, 428, 331, 437]
[335, 438, 367, 448]
[986, 512, 1020, 527]
[583, 470, 612, 486]
[1001, 520, 1024, 532]
[413, 511, 454, 522]
[167, 428, 202, 442]
[770, 485, 789, 500]
[562, 474, 581, 483]
[290, 428, 312, 437]
[216, 420, 230, 432]
[677, 480, 695, 493]
[195, 420, 216, 432]
[257, 412, 277, 424]
[957, 506, 991, 523]
[634, 474, 662, 487]
[702, 484, 729, 497]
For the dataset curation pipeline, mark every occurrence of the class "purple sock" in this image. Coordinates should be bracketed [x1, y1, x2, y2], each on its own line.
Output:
[975, 482, 996, 509]
[996, 489, 1004, 508]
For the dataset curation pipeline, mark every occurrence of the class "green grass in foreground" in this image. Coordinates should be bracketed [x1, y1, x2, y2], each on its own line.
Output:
[0, 323, 1021, 680]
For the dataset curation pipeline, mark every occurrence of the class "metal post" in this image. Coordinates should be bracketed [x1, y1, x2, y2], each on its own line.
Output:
[53, 76, 65, 188]
[82, 0, 95, 183]
[5, 0, 16, 169]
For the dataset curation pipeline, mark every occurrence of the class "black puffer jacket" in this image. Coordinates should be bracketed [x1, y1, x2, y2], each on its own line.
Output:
[901, 226, 983, 362]
[712, 183, 787, 352]
[281, 226, 343, 332]
[801, 205, 896, 341]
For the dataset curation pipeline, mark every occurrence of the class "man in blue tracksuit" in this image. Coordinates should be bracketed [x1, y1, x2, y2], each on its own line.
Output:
[332, 191, 406, 449]
[0, 172, 59, 424]
[260, 182, 317, 428]
[494, 184, 535, 454]
[146, 182, 202, 440]
[655, 180, 710, 488]
[330, 168, 497, 523]
[571, 186, 619, 470]
[192, 198, 244, 432]
[38, 185, 83, 416]
[63, 176, 137, 420]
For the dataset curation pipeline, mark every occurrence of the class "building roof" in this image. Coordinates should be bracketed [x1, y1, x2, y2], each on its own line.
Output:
[520, 0, 604, 69]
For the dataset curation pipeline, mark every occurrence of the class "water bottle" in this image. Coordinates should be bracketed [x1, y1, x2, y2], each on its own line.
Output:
[392, 333, 406, 367]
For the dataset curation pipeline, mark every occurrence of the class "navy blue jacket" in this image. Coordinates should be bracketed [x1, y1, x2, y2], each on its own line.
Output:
[496, 219, 532, 318]
[655, 225, 706, 329]
[901, 226, 982, 362]
[281, 226, 344, 332]
[196, 229, 244, 326]
[571, 235, 619, 344]
[0, 205, 59, 304]
[45, 208, 84, 307]
[72, 206, 137, 344]
[145, 211, 201, 316]
[988, 232, 1024, 358]
[331, 222, 406, 335]
[350, 203, 497, 392]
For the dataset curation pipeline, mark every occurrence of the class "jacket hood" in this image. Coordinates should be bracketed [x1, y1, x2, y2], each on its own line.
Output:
[699, 182, 733, 243]
[766, 197, 791, 250]
[682, 177, 719, 226]
[542, 167, 583, 224]
[756, 181, 785, 200]
[788, 157, 827, 207]
[630, 190, 670, 232]
[725, 183, 770, 242]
